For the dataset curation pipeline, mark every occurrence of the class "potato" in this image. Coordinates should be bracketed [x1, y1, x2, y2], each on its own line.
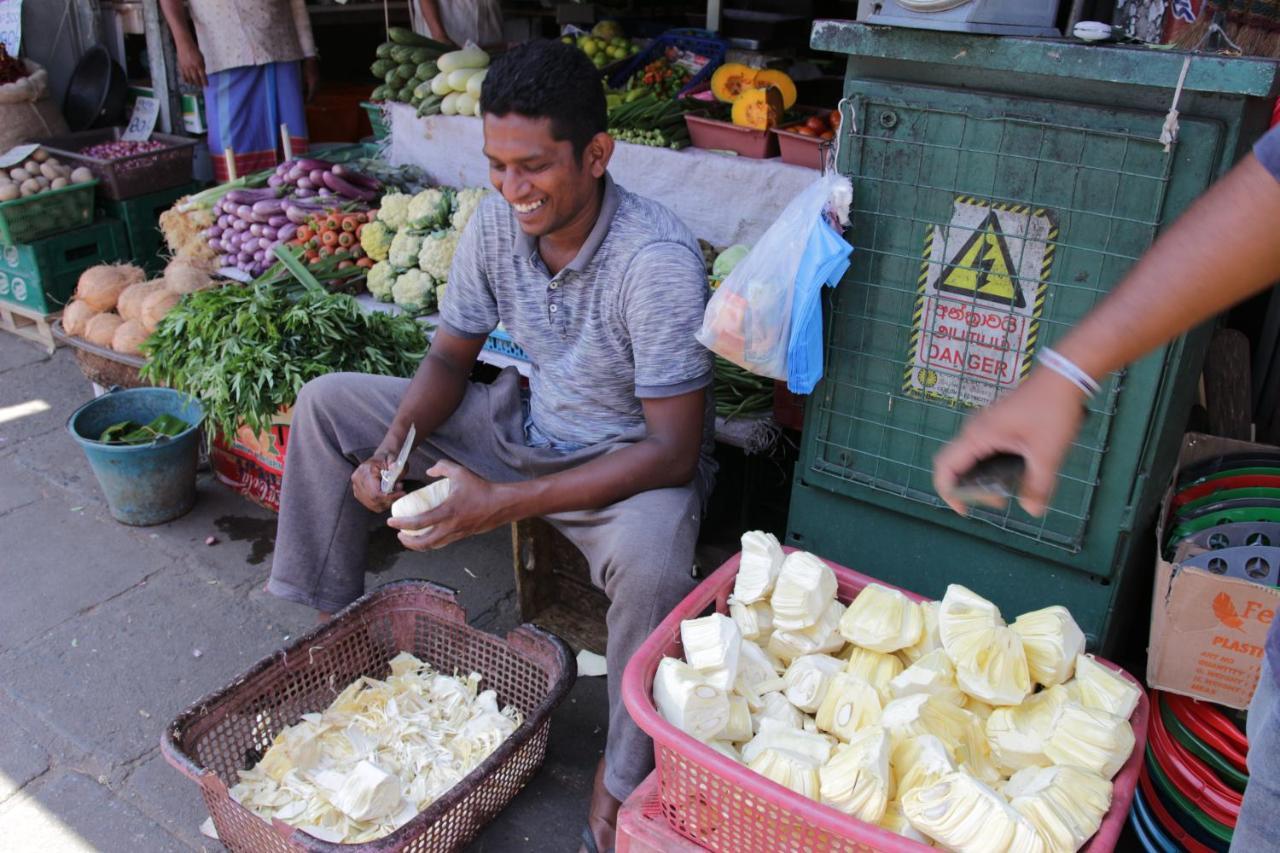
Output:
[31, 148, 48, 162]
[23, 159, 39, 175]
[50, 177, 68, 190]
[70, 167, 94, 184]
[19, 179, 40, 197]
[39, 162, 61, 181]
[0, 183, 18, 202]
[9, 168, 29, 182]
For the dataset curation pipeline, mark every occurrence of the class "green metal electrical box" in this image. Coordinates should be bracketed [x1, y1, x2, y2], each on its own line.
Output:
[789, 22, 1280, 651]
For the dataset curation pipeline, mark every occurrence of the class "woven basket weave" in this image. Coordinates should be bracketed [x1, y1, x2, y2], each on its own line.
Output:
[161, 580, 575, 852]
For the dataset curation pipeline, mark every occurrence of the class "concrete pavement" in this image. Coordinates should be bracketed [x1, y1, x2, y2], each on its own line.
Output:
[0, 333, 607, 852]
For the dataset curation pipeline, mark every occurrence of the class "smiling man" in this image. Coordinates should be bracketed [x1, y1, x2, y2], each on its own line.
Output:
[266, 40, 715, 851]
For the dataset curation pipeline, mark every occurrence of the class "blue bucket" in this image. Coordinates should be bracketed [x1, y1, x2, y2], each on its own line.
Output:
[67, 387, 205, 526]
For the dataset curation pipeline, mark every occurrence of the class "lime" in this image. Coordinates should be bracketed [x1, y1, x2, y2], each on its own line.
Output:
[582, 40, 599, 57]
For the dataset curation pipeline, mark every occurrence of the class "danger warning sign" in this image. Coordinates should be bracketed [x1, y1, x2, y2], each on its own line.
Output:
[904, 196, 1057, 407]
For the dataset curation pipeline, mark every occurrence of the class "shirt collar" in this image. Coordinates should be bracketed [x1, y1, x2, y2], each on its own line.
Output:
[512, 173, 621, 272]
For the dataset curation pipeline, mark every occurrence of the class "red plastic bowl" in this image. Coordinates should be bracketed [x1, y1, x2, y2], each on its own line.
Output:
[621, 549, 1150, 852]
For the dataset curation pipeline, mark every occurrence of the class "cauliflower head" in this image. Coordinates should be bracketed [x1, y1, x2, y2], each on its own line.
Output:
[367, 260, 395, 302]
[376, 193, 412, 230]
[392, 268, 435, 315]
[407, 188, 452, 230]
[388, 230, 425, 270]
[359, 220, 394, 262]
[417, 230, 460, 282]
[451, 187, 490, 232]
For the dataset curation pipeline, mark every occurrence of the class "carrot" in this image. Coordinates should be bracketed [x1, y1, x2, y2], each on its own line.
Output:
[317, 246, 332, 258]
[355, 222, 365, 238]
[356, 257, 374, 269]
[338, 232, 354, 248]
[321, 230, 339, 247]
[297, 225, 314, 242]
[340, 217, 358, 233]
[305, 250, 320, 263]
[324, 216, 340, 232]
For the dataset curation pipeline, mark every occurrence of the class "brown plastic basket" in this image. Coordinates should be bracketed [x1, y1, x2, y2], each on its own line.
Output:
[52, 319, 150, 389]
[38, 128, 198, 201]
[161, 580, 576, 852]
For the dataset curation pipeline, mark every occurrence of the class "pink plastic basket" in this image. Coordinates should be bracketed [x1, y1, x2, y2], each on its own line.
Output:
[621, 550, 1150, 853]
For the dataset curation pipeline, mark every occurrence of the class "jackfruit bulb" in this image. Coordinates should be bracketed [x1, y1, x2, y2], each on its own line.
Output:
[939, 584, 1005, 669]
[954, 624, 1032, 707]
[733, 530, 785, 603]
[733, 639, 781, 707]
[771, 551, 838, 631]
[815, 672, 883, 741]
[653, 657, 730, 741]
[1043, 703, 1135, 779]
[819, 725, 893, 823]
[844, 645, 904, 704]
[782, 654, 846, 714]
[1071, 654, 1141, 720]
[881, 693, 975, 761]
[985, 684, 1071, 775]
[767, 599, 846, 663]
[742, 718, 834, 766]
[902, 771, 1048, 853]
[1006, 764, 1113, 852]
[899, 600, 943, 664]
[880, 800, 931, 843]
[890, 648, 964, 706]
[838, 582, 924, 653]
[892, 733, 955, 797]
[681, 612, 742, 691]
[729, 596, 773, 641]
[747, 748, 821, 800]
[1012, 606, 1086, 688]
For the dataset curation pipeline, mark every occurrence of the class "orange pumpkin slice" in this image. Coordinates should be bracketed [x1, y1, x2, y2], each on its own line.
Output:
[753, 69, 797, 109]
[711, 63, 759, 103]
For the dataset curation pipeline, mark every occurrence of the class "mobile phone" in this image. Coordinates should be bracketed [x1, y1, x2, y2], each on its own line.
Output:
[946, 453, 1026, 507]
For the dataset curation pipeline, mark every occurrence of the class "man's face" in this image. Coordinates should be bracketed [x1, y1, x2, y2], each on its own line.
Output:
[482, 113, 608, 238]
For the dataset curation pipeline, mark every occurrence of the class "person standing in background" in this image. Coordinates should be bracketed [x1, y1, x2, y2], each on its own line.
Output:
[159, 0, 320, 181]
[413, 0, 504, 49]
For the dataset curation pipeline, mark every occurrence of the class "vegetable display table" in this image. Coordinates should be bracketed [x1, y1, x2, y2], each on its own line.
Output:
[384, 106, 818, 248]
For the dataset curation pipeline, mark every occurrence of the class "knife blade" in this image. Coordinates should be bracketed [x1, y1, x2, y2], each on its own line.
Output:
[380, 423, 416, 495]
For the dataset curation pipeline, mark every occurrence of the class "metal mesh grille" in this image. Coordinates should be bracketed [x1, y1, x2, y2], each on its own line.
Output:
[810, 92, 1176, 550]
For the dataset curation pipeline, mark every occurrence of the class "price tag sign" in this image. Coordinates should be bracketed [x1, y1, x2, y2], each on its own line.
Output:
[121, 97, 160, 142]
[0, 0, 21, 55]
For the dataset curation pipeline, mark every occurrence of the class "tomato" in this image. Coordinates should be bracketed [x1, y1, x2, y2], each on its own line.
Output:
[356, 257, 374, 269]
[795, 125, 817, 137]
[805, 116, 827, 132]
[829, 110, 841, 128]
[819, 130, 834, 140]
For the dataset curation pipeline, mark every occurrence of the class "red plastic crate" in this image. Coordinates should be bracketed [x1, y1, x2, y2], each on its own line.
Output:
[685, 114, 779, 159]
[617, 772, 706, 853]
[621, 549, 1150, 853]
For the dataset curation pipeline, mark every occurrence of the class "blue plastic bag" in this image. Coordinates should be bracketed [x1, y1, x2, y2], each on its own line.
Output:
[786, 217, 853, 394]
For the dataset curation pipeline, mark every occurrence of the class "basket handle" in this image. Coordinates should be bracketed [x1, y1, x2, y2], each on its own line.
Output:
[391, 578, 468, 624]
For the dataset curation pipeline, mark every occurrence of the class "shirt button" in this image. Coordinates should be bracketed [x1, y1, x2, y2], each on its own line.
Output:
[549, 282, 559, 290]
[549, 304, 558, 313]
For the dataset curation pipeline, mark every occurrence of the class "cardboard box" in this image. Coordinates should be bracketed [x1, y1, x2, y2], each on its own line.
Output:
[1147, 432, 1280, 709]
[209, 411, 292, 513]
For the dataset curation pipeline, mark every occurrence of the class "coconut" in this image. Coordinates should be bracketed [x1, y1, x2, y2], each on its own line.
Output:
[117, 280, 166, 322]
[141, 289, 182, 332]
[61, 300, 98, 337]
[84, 313, 124, 348]
[163, 260, 214, 295]
[76, 264, 145, 312]
[111, 319, 150, 356]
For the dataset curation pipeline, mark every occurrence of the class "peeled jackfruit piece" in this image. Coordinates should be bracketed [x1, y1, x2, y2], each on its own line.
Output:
[705, 739, 743, 763]
[961, 695, 995, 722]
[939, 584, 1005, 669]
[1006, 764, 1113, 852]
[815, 672, 883, 741]
[733, 530, 785, 604]
[900, 600, 943, 665]
[1012, 606, 1087, 688]
[838, 582, 924, 653]
[880, 800, 931, 844]
[681, 612, 742, 691]
[954, 624, 1032, 707]
[722, 694, 754, 742]
[747, 747, 821, 800]
[767, 599, 846, 663]
[985, 684, 1071, 775]
[742, 718, 834, 766]
[1071, 654, 1141, 720]
[734, 639, 782, 709]
[902, 771, 1048, 853]
[1044, 703, 1135, 779]
[752, 689, 805, 734]
[844, 646, 904, 704]
[881, 694, 972, 760]
[781, 654, 846, 714]
[654, 657, 730, 741]
[819, 725, 893, 822]
[329, 760, 403, 822]
[770, 551, 838, 631]
[729, 596, 774, 641]
[892, 733, 955, 796]
[890, 649, 964, 706]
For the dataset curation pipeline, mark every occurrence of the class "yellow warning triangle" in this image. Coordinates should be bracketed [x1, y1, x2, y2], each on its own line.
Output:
[938, 211, 1024, 308]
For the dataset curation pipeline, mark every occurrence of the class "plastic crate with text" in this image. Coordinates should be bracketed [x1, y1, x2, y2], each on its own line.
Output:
[209, 412, 292, 513]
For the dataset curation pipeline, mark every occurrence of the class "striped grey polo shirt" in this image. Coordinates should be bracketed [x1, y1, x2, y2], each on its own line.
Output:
[440, 174, 715, 456]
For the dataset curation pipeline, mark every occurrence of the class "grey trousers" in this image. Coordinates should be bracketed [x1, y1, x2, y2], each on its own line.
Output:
[268, 368, 707, 801]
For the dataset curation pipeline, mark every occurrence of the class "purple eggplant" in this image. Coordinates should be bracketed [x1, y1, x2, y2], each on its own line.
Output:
[332, 164, 382, 191]
[267, 174, 284, 188]
[295, 157, 333, 172]
[295, 188, 315, 199]
[252, 198, 283, 218]
[225, 188, 279, 205]
[278, 223, 298, 243]
[231, 218, 249, 232]
[249, 223, 263, 237]
[321, 170, 379, 202]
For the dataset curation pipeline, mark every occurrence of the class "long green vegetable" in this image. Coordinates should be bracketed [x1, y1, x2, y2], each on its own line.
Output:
[141, 278, 428, 440]
[715, 356, 774, 420]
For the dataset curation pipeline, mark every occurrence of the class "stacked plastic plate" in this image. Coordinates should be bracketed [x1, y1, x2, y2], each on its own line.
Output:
[1129, 689, 1248, 851]
[1163, 449, 1280, 584]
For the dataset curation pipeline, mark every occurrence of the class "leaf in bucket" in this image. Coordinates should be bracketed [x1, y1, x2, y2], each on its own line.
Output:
[98, 414, 190, 445]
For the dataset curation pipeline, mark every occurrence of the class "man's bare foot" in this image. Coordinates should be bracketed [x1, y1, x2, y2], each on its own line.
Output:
[578, 757, 619, 852]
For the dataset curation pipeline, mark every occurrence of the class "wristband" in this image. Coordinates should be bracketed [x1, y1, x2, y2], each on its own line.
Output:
[1037, 347, 1100, 398]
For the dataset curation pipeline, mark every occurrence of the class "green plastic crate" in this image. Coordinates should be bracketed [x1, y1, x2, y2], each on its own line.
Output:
[0, 219, 128, 314]
[0, 181, 98, 246]
[100, 182, 203, 276]
[789, 23, 1280, 652]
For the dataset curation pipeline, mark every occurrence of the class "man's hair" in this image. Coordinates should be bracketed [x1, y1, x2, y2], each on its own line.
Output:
[480, 40, 607, 160]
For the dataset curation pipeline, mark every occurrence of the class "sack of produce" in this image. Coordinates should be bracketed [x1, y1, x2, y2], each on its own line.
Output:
[0, 59, 68, 152]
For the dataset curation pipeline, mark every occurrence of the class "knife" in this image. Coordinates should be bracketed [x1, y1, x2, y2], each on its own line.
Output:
[380, 423, 416, 495]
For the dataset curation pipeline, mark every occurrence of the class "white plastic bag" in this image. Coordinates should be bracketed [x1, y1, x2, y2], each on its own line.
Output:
[696, 172, 852, 380]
